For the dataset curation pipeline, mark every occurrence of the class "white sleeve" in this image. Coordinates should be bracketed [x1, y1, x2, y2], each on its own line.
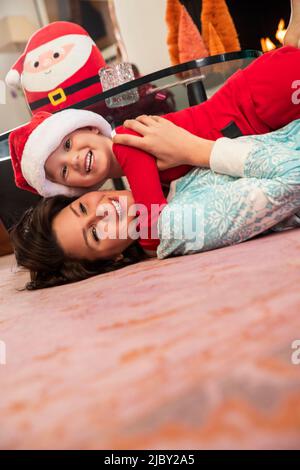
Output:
[210, 137, 255, 177]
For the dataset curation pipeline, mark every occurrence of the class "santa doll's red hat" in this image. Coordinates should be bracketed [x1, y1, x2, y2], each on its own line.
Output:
[9, 109, 112, 197]
[5, 21, 96, 88]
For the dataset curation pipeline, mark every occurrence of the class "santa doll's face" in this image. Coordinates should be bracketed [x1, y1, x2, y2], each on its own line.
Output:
[22, 34, 94, 92]
[45, 127, 116, 188]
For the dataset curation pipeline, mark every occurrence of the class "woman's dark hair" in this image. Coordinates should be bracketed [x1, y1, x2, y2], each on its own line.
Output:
[9, 195, 146, 290]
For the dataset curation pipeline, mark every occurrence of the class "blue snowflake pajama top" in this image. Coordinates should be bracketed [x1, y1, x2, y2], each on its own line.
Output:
[157, 119, 300, 258]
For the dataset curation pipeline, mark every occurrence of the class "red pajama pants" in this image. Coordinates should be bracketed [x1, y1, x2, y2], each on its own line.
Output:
[166, 45, 300, 139]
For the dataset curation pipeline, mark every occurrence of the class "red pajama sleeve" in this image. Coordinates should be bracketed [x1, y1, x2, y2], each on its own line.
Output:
[112, 127, 167, 252]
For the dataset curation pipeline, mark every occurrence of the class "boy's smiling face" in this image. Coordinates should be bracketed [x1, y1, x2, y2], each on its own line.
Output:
[45, 127, 114, 188]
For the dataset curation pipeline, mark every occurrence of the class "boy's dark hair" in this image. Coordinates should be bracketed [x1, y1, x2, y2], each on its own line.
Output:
[9, 195, 146, 290]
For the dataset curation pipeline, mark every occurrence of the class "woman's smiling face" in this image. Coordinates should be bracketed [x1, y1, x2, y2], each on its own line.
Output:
[44, 127, 114, 188]
[52, 190, 138, 261]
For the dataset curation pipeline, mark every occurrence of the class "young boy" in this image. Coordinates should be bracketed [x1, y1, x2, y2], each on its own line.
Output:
[9, 46, 300, 252]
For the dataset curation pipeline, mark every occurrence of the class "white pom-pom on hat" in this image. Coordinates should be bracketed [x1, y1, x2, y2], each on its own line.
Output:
[5, 69, 21, 88]
[5, 52, 25, 89]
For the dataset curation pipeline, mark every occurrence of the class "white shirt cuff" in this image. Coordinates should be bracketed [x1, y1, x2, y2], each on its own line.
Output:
[210, 137, 254, 177]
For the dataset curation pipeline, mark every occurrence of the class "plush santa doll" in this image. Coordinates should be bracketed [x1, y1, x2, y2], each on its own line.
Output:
[5, 21, 107, 114]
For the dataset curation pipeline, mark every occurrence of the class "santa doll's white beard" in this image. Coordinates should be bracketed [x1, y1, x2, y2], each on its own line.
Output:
[22, 35, 94, 92]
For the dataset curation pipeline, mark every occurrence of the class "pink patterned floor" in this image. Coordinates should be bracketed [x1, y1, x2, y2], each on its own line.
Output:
[0, 230, 300, 449]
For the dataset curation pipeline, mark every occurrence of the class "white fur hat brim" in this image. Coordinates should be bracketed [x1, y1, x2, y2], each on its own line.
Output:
[21, 109, 112, 197]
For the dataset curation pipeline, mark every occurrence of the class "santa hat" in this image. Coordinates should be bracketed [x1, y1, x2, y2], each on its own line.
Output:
[9, 109, 112, 197]
[5, 21, 95, 88]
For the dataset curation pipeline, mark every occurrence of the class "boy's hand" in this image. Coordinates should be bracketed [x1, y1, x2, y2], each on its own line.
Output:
[112, 115, 202, 170]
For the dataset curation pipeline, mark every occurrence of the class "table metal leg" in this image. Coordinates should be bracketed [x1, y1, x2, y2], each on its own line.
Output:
[187, 80, 207, 105]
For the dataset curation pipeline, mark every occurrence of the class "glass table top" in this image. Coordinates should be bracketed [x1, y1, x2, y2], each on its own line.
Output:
[69, 50, 262, 126]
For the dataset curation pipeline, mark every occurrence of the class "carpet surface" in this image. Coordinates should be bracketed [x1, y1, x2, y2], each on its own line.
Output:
[0, 230, 300, 449]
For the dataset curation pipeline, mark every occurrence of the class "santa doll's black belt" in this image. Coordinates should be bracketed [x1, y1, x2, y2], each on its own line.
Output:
[29, 75, 100, 111]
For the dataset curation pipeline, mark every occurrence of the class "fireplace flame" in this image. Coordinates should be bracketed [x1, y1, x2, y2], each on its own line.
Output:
[260, 37, 276, 52]
[275, 19, 287, 44]
[260, 19, 287, 52]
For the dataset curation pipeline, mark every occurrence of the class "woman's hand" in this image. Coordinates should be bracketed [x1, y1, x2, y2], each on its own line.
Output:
[112, 115, 213, 170]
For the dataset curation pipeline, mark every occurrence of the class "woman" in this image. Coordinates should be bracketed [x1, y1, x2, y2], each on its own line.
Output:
[10, 118, 300, 290]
